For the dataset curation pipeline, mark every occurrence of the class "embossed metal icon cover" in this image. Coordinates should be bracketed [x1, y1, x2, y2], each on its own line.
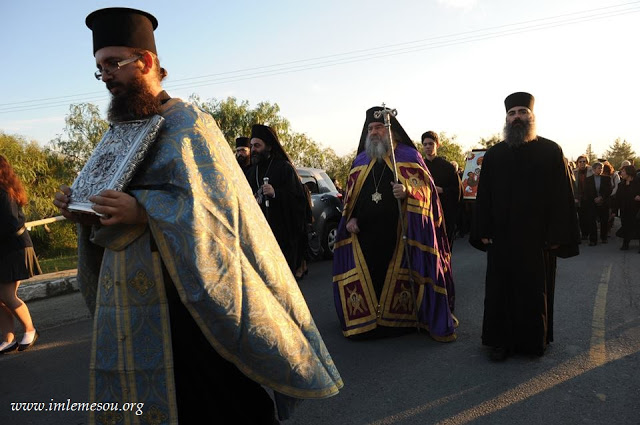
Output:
[68, 115, 165, 215]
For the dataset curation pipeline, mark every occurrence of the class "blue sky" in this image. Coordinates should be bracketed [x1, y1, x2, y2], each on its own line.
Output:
[1, 0, 638, 160]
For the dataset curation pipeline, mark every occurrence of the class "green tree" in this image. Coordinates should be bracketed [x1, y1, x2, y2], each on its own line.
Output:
[190, 95, 253, 144]
[0, 132, 77, 257]
[477, 133, 501, 149]
[190, 96, 293, 149]
[585, 143, 597, 164]
[324, 149, 356, 190]
[50, 103, 108, 173]
[436, 132, 466, 169]
[603, 138, 636, 169]
[191, 95, 356, 187]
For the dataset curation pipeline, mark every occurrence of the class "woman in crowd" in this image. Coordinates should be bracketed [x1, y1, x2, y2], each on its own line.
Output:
[0, 155, 42, 353]
[613, 165, 640, 251]
[602, 161, 619, 232]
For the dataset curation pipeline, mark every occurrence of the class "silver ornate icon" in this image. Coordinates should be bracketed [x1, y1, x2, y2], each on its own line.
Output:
[68, 115, 165, 215]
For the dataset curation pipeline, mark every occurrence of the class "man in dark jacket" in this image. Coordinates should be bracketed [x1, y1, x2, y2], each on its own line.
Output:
[421, 131, 462, 247]
[584, 162, 613, 245]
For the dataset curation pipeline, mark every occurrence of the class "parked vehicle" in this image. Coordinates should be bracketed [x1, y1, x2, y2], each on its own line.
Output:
[296, 167, 343, 259]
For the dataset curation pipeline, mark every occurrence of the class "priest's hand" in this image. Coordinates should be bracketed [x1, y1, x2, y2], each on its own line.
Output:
[262, 183, 275, 198]
[346, 218, 360, 234]
[435, 186, 444, 194]
[391, 182, 407, 199]
[89, 190, 148, 226]
[53, 185, 101, 226]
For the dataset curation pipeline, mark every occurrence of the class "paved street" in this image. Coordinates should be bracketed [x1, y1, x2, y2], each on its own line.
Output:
[1, 234, 639, 424]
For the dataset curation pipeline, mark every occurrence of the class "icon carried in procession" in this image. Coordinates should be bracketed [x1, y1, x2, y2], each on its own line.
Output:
[67, 115, 165, 215]
[462, 149, 486, 200]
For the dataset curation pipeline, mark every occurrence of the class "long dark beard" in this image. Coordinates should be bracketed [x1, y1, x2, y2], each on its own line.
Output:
[236, 154, 250, 167]
[503, 118, 536, 147]
[251, 150, 270, 165]
[365, 133, 391, 162]
[107, 75, 163, 122]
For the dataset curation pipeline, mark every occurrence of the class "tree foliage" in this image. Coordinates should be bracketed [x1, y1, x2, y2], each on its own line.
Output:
[50, 103, 108, 174]
[1, 132, 78, 257]
[435, 132, 466, 169]
[190, 95, 354, 185]
[603, 138, 637, 169]
[477, 133, 502, 149]
[190, 95, 293, 148]
[584, 143, 597, 164]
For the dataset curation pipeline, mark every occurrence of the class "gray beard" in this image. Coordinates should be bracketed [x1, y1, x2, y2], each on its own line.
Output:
[503, 118, 536, 147]
[365, 133, 391, 162]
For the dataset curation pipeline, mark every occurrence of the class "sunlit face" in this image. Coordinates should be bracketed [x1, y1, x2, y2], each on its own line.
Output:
[576, 158, 588, 170]
[367, 122, 386, 142]
[95, 46, 142, 96]
[422, 138, 437, 157]
[250, 138, 271, 164]
[506, 106, 532, 125]
[593, 165, 602, 176]
[235, 146, 250, 159]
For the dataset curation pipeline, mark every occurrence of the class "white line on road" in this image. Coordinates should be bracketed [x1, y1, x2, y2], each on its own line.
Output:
[589, 264, 611, 366]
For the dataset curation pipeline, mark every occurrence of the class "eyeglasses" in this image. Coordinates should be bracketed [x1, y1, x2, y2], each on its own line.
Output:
[94, 55, 142, 80]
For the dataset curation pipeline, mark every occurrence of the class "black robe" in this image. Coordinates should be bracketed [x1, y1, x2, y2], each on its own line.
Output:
[613, 178, 640, 241]
[246, 157, 307, 272]
[351, 160, 398, 298]
[424, 156, 462, 244]
[470, 137, 580, 355]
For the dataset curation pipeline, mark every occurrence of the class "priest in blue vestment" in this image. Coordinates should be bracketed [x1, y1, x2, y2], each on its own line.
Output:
[54, 8, 342, 424]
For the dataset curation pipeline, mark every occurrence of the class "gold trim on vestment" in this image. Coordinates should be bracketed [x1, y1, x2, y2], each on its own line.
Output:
[151, 251, 178, 423]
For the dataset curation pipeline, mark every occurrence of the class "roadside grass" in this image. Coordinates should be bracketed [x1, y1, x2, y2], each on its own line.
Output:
[38, 254, 78, 274]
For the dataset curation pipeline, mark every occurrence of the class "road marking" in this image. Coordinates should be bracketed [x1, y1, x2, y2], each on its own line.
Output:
[589, 264, 611, 366]
[368, 326, 640, 425]
[368, 264, 627, 425]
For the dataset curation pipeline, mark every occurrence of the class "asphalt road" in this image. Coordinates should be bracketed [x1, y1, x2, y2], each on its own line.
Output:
[1, 234, 639, 425]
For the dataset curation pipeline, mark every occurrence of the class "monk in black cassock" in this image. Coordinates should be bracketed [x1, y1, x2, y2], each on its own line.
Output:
[246, 124, 307, 273]
[235, 136, 251, 173]
[471, 92, 580, 361]
[421, 130, 462, 247]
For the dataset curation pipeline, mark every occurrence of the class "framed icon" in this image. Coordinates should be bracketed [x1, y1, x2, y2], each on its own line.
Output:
[68, 115, 164, 215]
[462, 149, 486, 200]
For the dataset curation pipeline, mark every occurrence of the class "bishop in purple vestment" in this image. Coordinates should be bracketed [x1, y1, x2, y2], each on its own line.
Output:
[332, 106, 457, 341]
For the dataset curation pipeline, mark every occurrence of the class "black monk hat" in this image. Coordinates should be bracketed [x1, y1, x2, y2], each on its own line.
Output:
[504, 92, 535, 112]
[251, 124, 279, 147]
[235, 137, 250, 149]
[250, 124, 292, 163]
[357, 106, 415, 154]
[86, 8, 158, 55]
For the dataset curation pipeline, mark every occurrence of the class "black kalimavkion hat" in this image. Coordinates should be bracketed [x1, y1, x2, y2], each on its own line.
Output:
[250, 124, 292, 163]
[235, 137, 250, 149]
[86, 8, 158, 55]
[504, 92, 535, 112]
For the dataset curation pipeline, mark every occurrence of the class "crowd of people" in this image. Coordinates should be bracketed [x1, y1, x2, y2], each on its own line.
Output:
[1, 6, 637, 425]
[570, 155, 640, 251]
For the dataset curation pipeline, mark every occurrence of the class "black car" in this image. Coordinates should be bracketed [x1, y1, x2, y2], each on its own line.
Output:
[297, 167, 343, 259]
